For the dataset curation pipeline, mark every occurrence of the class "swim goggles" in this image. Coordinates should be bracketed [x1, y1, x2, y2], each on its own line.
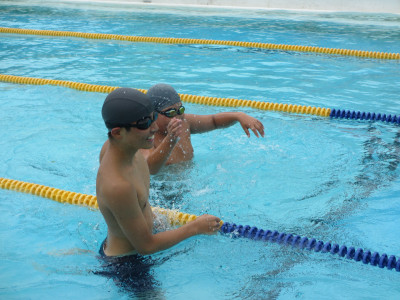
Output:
[122, 112, 158, 130]
[159, 105, 185, 118]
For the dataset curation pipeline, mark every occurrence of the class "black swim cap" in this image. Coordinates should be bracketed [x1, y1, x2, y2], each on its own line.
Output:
[147, 83, 181, 112]
[102, 88, 153, 130]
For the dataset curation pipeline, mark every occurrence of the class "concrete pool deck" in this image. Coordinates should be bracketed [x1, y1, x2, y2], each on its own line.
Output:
[53, 0, 400, 14]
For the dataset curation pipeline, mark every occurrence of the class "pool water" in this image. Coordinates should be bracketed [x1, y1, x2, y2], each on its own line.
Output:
[0, 2, 399, 299]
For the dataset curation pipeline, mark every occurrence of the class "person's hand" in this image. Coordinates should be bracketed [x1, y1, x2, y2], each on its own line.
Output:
[193, 214, 222, 235]
[238, 113, 265, 138]
[166, 118, 183, 142]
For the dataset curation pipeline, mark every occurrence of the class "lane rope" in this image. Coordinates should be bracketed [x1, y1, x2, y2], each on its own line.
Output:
[1, 27, 399, 60]
[0, 177, 398, 272]
[0, 73, 330, 116]
[0, 177, 197, 226]
[220, 222, 400, 272]
[2, 73, 399, 124]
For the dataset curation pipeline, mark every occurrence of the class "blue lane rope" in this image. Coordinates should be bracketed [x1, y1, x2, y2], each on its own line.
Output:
[220, 223, 400, 272]
[330, 109, 400, 124]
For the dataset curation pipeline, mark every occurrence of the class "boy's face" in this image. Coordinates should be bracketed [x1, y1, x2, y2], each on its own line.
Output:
[157, 102, 185, 128]
[117, 112, 159, 149]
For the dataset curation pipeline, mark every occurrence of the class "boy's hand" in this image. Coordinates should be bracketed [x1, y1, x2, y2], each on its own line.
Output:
[166, 118, 183, 141]
[193, 214, 222, 235]
[238, 113, 265, 138]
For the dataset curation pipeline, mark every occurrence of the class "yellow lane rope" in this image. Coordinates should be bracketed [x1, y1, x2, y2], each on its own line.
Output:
[1, 27, 399, 60]
[0, 74, 331, 117]
[0, 177, 200, 227]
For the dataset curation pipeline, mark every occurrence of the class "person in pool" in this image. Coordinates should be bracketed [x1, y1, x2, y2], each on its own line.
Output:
[96, 88, 221, 295]
[140, 83, 265, 174]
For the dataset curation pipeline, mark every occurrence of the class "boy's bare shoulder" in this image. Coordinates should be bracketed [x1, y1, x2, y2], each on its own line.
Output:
[100, 177, 136, 209]
[135, 150, 151, 173]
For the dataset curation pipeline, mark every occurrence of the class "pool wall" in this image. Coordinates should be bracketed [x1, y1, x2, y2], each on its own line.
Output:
[60, 0, 400, 13]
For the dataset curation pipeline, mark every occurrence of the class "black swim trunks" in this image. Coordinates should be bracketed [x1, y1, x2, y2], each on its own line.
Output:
[95, 239, 162, 298]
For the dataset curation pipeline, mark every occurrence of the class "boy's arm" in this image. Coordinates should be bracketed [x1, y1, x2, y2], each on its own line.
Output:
[187, 112, 265, 137]
[140, 139, 177, 175]
[140, 118, 182, 175]
[108, 184, 221, 255]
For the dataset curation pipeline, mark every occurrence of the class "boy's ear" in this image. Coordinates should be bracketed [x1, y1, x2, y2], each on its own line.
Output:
[110, 127, 122, 138]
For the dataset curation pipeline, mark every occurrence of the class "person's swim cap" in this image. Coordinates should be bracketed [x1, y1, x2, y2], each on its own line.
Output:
[102, 88, 153, 130]
[147, 83, 181, 112]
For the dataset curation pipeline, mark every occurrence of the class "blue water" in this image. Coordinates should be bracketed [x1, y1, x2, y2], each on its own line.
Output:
[0, 2, 399, 299]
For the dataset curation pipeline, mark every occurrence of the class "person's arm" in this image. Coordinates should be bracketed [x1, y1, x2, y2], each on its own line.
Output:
[141, 118, 183, 175]
[108, 184, 221, 255]
[187, 112, 265, 137]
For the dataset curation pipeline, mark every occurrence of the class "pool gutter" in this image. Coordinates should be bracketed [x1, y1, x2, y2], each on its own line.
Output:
[43, 0, 400, 14]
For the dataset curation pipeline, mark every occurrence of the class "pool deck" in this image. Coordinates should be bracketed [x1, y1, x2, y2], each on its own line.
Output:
[61, 0, 400, 14]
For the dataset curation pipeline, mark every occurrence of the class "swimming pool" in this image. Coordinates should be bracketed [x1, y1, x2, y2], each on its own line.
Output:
[1, 1, 399, 299]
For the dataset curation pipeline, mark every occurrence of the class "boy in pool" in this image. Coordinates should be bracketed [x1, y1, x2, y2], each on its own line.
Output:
[141, 83, 265, 174]
[96, 87, 221, 295]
